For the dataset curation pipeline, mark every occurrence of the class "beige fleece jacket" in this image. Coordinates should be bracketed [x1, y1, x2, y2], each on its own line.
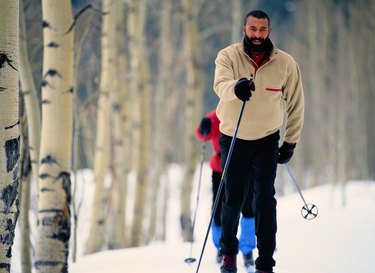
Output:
[213, 42, 304, 143]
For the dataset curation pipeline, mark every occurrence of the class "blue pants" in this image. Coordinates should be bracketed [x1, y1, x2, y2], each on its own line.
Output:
[212, 217, 256, 255]
[211, 171, 255, 255]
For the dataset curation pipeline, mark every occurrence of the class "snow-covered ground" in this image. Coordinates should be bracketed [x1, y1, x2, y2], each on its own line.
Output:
[12, 164, 375, 273]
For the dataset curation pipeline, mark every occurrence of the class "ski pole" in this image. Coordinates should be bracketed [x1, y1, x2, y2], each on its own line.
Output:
[185, 135, 207, 264]
[285, 164, 318, 220]
[195, 101, 246, 273]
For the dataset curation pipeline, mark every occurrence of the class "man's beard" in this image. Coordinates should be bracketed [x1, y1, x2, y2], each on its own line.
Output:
[244, 35, 267, 52]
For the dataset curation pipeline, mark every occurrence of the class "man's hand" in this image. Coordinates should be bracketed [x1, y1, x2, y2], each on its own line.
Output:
[234, 77, 255, 101]
[277, 142, 296, 164]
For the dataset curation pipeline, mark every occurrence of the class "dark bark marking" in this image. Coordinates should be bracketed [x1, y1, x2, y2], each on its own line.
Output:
[43, 69, 62, 79]
[0, 53, 17, 71]
[1, 180, 19, 214]
[41, 99, 51, 104]
[4, 121, 19, 130]
[0, 218, 18, 258]
[21, 148, 31, 179]
[41, 155, 57, 165]
[39, 209, 71, 243]
[64, 4, 108, 34]
[4, 137, 20, 172]
[59, 172, 71, 200]
[47, 42, 59, 48]
[12, 166, 18, 181]
[39, 173, 52, 180]
[62, 264, 68, 273]
[50, 213, 70, 243]
[40, 187, 55, 192]
[0, 263, 10, 271]
[63, 87, 73, 94]
[6, 247, 11, 258]
[41, 216, 55, 226]
[0, 87, 6, 92]
[41, 79, 54, 89]
[34, 260, 62, 269]
[39, 209, 63, 213]
[40, 171, 70, 184]
[42, 20, 52, 29]
[113, 102, 121, 112]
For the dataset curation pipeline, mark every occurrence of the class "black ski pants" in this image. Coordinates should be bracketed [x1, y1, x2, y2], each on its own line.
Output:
[212, 171, 254, 227]
[219, 131, 279, 271]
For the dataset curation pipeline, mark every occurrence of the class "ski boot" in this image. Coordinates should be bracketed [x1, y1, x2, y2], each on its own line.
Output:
[216, 251, 223, 264]
[220, 254, 237, 273]
[243, 252, 255, 273]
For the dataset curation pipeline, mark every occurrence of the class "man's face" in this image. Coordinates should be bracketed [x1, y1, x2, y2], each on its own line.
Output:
[242, 16, 271, 46]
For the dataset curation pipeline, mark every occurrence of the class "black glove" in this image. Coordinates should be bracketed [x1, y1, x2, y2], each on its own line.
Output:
[234, 77, 255, 101]
[199, 117, 211, 136]
[277, 142, 296, 164]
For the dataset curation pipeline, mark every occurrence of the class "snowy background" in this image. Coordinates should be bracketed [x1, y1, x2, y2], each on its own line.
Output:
[12, 164, 375, 273]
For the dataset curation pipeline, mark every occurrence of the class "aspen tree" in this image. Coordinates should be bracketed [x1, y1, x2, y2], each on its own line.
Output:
[19, 1, 40, 269]
[34, 0, 74, 271]
[147, 0, 173, 242]
[19, 0, 41, 186]
[180, 0, 203, 242]
[128, 0, 148, 247]
[85, 0, 114, 253]
[0, 1, 20, 272]
[107, 0, 127, 249]
[18, 122, 32, 273]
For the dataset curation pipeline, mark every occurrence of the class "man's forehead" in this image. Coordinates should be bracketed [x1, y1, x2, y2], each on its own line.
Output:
[246, 17, 269, 27]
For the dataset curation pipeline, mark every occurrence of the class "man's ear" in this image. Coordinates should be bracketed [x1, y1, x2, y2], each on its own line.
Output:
[241, 25, 246, 35]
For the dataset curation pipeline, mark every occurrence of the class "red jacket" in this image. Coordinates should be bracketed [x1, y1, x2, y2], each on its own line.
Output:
[196, 109, 222, 172]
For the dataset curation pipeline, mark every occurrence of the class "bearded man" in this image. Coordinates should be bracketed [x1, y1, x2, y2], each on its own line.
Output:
[213, 10, 305, 273]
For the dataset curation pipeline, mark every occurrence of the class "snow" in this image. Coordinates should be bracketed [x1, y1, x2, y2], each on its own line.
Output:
[12, 164, 375, 273]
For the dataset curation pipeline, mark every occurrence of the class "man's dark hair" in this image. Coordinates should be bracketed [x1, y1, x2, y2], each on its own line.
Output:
[243, 10, 270, 27]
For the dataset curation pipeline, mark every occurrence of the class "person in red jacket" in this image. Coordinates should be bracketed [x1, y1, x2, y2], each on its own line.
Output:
[196, 109, 256, 272]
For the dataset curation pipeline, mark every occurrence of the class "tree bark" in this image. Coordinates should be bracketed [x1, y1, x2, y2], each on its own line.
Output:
[147, 0, 173, 243]
[180, 0, 203, 242]
[19, 0, 41, 185]
[107, 0, 127, 249]
[85, 0, 118, 254]
[0, 1, 20, 272]
[231, 0, 242, 43]
[18, 2, 40, 269]
[35, 0, 74, 271]
[18, 118, 32, 273]
[129, 0, 149, 247]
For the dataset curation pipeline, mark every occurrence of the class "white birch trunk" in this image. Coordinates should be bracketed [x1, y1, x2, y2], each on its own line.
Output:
[19, 120, 32, 273]
[129, 0, 148, 247]
[0, 1, 20, 272]
[85, 0, 114, 254]
[147, 0, 172, 242]
[131, 55, 151, 247]
[35, 0, 74, 272]
[19, 1, 39, 269]
[231, 0, 242, 43]
[180, 0, 203, 242]
[107, 0, 127, 249]
[19, 0, 41, 186]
